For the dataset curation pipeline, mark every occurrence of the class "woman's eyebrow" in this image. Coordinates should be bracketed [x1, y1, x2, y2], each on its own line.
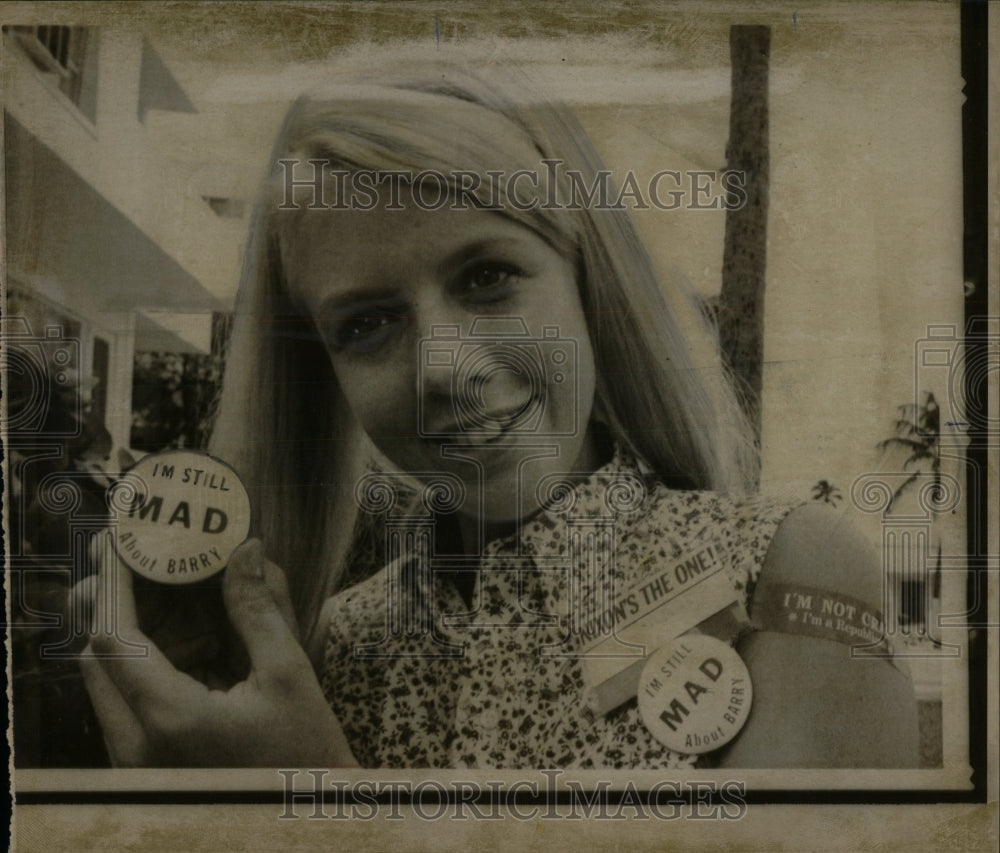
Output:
[312, 235, 529, 317]
[315, 289, 410, 320]
[435, 237, 527, 275]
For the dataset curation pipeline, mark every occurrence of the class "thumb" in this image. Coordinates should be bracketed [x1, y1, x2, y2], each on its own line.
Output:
[251, 540, 299, 641]
[223, 539, 303, 674]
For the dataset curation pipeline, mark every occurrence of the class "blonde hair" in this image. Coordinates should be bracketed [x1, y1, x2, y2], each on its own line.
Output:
[212, 62, 756, 643]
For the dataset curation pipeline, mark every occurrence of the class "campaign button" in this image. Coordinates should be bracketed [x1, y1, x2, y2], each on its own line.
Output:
[637, 634, 752, 754]
[108, 450, 251, 585]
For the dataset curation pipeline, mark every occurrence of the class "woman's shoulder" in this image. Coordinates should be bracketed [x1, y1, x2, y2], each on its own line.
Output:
[756, 501, 883, 604]
[636, 467, 798, 537]
[720, 502, 918, 767]
[644, 489, 883, 608]
[635, 481, 800, 589]
[308, 561, 395, 667]
[321, 561, 392, 622]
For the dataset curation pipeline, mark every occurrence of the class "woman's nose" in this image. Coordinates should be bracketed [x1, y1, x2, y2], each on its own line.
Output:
[417, 322, 464, 402]
[416, 334, 537, 435]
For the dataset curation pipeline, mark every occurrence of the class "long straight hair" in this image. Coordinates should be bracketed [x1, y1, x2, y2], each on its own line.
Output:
[211, 62, 757, 644]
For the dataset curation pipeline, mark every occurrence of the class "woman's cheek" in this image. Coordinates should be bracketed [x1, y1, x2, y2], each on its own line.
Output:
[561, 337, 596, 434]
[336, 361, 417, 443]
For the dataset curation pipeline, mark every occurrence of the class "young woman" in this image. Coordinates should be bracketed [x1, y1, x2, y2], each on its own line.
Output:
[81, 62, 918, 769]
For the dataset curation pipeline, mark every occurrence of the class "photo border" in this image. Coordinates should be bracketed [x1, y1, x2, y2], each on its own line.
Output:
[3, 0, 996, 846]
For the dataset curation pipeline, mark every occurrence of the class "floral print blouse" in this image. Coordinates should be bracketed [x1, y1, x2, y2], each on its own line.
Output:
[320, 445, 795, 769]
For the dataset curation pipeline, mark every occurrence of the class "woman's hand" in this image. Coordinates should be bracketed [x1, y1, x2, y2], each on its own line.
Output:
[73, 535, 244, 688]
[78, 536, 357, 768]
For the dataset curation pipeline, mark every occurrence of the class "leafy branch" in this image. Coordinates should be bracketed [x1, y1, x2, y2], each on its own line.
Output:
[810, 479, 842, 506]
[876, 391, 940, 513]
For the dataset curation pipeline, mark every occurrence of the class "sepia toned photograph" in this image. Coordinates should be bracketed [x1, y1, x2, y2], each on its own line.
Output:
[3, 1, 995, 850]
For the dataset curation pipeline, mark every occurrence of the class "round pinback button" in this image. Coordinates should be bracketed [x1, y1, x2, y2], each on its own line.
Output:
[637, 634, 752, 755]
[108, 450, 251, 585]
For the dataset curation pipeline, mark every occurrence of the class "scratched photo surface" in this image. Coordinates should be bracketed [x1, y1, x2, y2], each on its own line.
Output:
[3, 1, 991, 837]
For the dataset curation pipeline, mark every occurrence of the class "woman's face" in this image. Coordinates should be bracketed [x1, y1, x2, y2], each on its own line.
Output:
[286, 195, 599, 526]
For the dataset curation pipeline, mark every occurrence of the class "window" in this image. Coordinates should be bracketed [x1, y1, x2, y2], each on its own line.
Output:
[898, 578, 928, 628]
[8, 25, 99, 122]
[91, 336, 109, 427]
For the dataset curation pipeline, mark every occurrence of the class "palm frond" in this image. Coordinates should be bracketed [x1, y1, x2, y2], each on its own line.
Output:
[901, 450, 936, 470]
[878, 392, 943, 510]
[877, 437, 926, 452]
[889, 471, 920, 508]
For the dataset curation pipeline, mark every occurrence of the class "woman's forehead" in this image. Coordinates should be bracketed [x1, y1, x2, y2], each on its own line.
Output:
[282, 202, 566, 297]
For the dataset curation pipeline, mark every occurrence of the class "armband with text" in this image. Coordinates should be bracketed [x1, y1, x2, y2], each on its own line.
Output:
[750, 582, 905, 671]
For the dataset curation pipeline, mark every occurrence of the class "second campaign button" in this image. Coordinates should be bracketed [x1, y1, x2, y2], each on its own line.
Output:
[637, 634, 753, 754]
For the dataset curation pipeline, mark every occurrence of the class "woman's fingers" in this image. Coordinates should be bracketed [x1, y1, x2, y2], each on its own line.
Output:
[68, 573, 99, 634]
[90, 530, 139, 638]
[223, 539, 310, 684]
[78, 534, 149, 765]
[226, 538, 299, 637]
[88, 532, 206, 723]
[79, 643, 148, 766]
[160, 633, 222, 674]
[262, 549, 300, 642]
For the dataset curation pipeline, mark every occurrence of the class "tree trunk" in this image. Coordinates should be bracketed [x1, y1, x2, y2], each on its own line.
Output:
[719, 25, 771, 488]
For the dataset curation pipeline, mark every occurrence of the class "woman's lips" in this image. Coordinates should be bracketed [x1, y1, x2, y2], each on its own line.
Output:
[434, 421, 513, 446]
[425, 397, 540, 443]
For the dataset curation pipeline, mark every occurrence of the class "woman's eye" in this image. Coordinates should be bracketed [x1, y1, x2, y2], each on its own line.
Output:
[462, 263, 521, 301]
[330, 312, 405, 352]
